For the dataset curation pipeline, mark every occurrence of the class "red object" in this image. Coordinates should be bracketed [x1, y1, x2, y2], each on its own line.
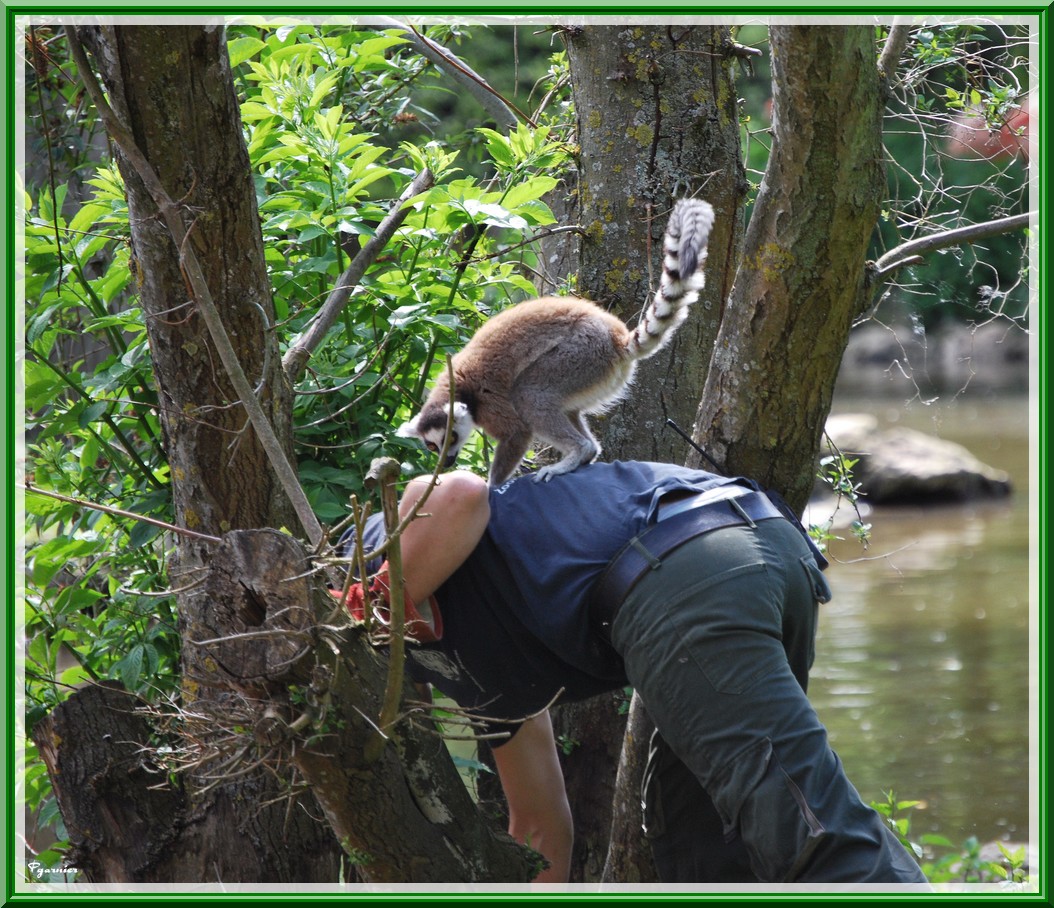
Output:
[330, 562, 443, 643]
[946, 97, 1033, 162]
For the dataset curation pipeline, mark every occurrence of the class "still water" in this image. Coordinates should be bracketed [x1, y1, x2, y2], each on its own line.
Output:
[809, 394, 1034, 852]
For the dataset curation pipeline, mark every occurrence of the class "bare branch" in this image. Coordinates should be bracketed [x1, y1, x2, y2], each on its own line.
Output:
[24, 483, 222, 544]
[363, 457, 407, 763]
[64, 27, 325, 548]
[878, 20, 912, 85]
[281, 168, 435, 382]
[871, 211, 1034, 284]
[372, 17, 523, 129]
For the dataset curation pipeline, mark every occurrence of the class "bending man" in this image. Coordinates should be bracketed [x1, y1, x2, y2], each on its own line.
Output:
[343, 461, 928, 886]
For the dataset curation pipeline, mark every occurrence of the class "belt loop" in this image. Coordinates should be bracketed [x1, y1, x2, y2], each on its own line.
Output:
[629, 537, 663, 571]
[730, 496, 757, 528]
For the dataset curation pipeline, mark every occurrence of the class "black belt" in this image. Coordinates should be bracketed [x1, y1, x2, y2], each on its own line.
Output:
[589, 490, 783, 643]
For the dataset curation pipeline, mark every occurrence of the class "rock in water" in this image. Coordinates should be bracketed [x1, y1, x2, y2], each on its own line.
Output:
[825, 414, 1012, 504]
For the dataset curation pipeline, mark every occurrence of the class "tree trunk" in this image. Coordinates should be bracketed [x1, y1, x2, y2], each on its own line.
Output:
[692, 25, 886, 511]
[560, 25, 886, 883]
[565, 23, 745, 464]
[558, 23, 744, 882]
[550, 694, 628, 882]
[199, 529, 535, 882]
[31, 684, 189, 883]
[33, 528, 535, 883]
[600, 695, 657, 883]
[61, 24, 341, 882]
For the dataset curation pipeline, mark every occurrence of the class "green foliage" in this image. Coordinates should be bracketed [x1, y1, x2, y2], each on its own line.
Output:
[555, 734, 580, 756]
[871, 791, 1031, 887]
[238, 25, 571, 515]
[23, 158, 178, 870]
[733, 22, 1030, 329]
[24, 162, 178, 730]
[810, 452, 872, 553]
[338, 836, 375, 869]
[880, 22, 1031, 327]
[21, 24, 573, 865]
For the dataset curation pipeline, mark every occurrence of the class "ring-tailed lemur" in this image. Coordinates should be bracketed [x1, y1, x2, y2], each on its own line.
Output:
[398, 199, 715, 487]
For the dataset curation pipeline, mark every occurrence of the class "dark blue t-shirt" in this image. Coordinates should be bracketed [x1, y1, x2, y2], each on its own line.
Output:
[353, 461, 738, 735]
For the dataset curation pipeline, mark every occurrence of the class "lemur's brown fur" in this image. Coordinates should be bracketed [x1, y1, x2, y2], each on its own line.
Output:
[399, 199, 715, 487]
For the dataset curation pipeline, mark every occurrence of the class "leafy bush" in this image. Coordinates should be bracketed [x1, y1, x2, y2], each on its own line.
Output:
[872, 792, 1031, 887]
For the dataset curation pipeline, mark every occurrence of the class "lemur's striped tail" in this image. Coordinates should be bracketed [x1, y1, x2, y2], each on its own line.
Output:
[629, 199, 714, 359]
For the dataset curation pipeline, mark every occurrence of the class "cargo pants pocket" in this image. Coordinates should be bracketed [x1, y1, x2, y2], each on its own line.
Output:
[713, 736, 826, 882]
[800, 553, 832, 604]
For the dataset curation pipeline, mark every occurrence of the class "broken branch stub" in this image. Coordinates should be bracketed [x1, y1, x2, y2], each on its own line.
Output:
[193, 526, 536, 882]
[30, 682, 187, 882]
[197, 528, 319, 687]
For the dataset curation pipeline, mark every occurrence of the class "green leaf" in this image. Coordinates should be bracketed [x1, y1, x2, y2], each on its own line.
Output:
[53, 585, 106, 617]
[463, 199, 528, 230]
[128, 519, 164, 549]
[309, 74, 341, 110]
[920, 833, 956, 847]
[77, 400, 110, 429]
[142, 642, 161, 678]
[27, 304, 63, 345]
[502, 176, 558, 210]
[27, 535, 105, 587]
[68, 200, 113, 235]
[477, 127, 516, 168]
[228, 35, 266, 68]
[510, 198, 556, 227]
[350, 33, 407, 61]
[116, 644, 145, 691]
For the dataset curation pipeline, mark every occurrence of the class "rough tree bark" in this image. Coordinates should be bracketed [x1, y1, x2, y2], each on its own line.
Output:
[31, 527, 535, 884]
[565, 23, 746, 464]
[692, 25, 886, 512]
[553, 23, 745, 883]
[197, 527, 534, 882]
[599, 697, 656, 882]
[52, 24, 343, 882]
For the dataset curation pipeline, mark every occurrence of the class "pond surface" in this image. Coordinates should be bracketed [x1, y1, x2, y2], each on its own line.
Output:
[808, 393, 1034, 853]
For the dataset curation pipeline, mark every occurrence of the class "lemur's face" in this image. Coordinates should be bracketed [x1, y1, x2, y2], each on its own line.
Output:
[397, 401, 474, 468]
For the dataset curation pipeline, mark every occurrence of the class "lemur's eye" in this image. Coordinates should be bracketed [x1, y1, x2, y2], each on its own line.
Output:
[425, 442, 438, 453]
[449, 432, 459, 446]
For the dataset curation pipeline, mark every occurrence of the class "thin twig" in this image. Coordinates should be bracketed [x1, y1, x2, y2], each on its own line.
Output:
[187, 628, 314, 647]
[24, 482, 222, 544]
[456, 224, 584, 268]
[406, 686, 566, 728]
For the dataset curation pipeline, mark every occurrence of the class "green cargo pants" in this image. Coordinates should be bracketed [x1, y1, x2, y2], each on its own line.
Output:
[610, 516, 929, 885]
